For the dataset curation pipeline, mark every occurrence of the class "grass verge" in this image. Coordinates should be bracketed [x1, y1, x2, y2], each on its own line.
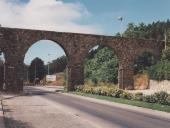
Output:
[70, 91, 170, 113]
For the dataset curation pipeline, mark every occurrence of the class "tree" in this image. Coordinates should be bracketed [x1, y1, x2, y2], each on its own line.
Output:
[46, 55, 67, 75]
[134, 52, 157, 74]
[123, 20, 170, 79]
[84, 20, 170, 84]
[28, 57, 46, 83]
[85, 46, 118, 84]
[123, 20, 170, 40]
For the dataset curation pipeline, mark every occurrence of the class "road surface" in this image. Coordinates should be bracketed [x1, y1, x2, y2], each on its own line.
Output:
[3, 86, 170, 128]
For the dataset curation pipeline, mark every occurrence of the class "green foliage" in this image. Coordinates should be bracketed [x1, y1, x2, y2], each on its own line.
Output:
[85, 46, 118, 84]
[75, 85, 170, 106]
[162, 47, 170, 61]
[134, 52, 156, 74]
[29, 57, 46, 83]
[120, 91, 133, 100]
[83, 20, 170, 84]
[167, 95, 170, 105]
[123, 20, 170, 40]
[134, 92, 143, 101]
[83, 86, 94, 94]
[148, 60, 170, 80]
[143, 91, 169, 104]
[143, 95, 157, 103]
[46, 55, 67, 75]
[123, 23, 149, 39]
[112, 89, 123, 98]
[123, 20, 170, 79]
[75, 85, 84, 92]
[72, 92, 170, 112]
[154, 91, 169, 104]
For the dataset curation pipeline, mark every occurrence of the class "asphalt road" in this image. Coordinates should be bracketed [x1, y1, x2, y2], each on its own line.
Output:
[25, 86, 170, 128]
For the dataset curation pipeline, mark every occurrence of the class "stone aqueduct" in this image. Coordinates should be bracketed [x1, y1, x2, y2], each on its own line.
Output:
[0, 27, 164, 92]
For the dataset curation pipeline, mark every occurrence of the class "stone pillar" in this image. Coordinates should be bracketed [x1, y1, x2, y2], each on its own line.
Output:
[67, 64, 84, 91]
[118, 62, 134, 90]
[5, 61, 24, 92]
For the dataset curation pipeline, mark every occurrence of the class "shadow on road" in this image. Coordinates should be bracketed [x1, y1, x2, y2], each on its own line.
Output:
[1, 117, 33, 128]
[1, 90, 61, 101]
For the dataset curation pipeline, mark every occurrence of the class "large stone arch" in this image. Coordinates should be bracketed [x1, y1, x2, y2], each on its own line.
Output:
[0, 27, 165, 92]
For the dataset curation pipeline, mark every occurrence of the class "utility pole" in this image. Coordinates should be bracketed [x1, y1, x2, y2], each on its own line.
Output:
[3, 61, 5, 90]
[165, 29, 167, 50]
[48, 54, 50, 75]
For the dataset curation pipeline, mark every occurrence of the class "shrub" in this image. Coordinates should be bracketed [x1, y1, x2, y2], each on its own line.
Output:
[112, 89, 123, 98]
[166, 95, 170, 105]
[143, 95, 157, 103]
[93, 86, 102, 95]
[100, 86, 110, 96]
[74, 84, 170, 106]
[75, 85, 84, 92]
[107, 87, 117, 97]
[83, 85, 94, 94]
[154, 91, 169, 105]
[134, 92, 143, 101]
[121, 91, 133, 100]
[148, 60, 170, 80]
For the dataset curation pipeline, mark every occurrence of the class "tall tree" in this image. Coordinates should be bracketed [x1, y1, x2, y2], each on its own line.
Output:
[28, 57, 46, 83]
[46, 55, 67, 75]
[85, 46, 118, 84]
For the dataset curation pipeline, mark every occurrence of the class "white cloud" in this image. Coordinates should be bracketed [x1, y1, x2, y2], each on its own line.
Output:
[0, 0, 102, 34]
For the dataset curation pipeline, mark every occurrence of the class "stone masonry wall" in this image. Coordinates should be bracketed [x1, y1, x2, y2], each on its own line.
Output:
[0, 27, 164, 92]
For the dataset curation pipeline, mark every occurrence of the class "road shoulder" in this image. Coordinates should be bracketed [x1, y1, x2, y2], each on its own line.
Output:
[1, 93, 98, 128]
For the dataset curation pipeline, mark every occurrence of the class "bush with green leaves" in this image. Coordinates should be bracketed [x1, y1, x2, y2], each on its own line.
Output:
[107, 87, 117, 97]
[134, 92, 143, 101]
[75, 85, 84, 92]
[93, 86, 102, 95]
[100, 86, 110, 96]
[121, 91, 133, 100]
[84, 46, 118, 84]
[154, 91, 169, 104]
[74, 84, 170, 106]
[111, 89, 123, 98]
[143, 95, 157, 103]
[148, 60, 170, 80]
[166, 95, 170, 105]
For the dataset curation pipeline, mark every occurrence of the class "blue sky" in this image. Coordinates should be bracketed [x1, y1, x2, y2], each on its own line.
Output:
[0, 0, 170, 64]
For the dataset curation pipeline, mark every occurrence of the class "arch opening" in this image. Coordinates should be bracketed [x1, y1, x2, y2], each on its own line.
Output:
[23, 40, 68, 87]
[133, 52, 157, 90]
[84, 45, 119, 86]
